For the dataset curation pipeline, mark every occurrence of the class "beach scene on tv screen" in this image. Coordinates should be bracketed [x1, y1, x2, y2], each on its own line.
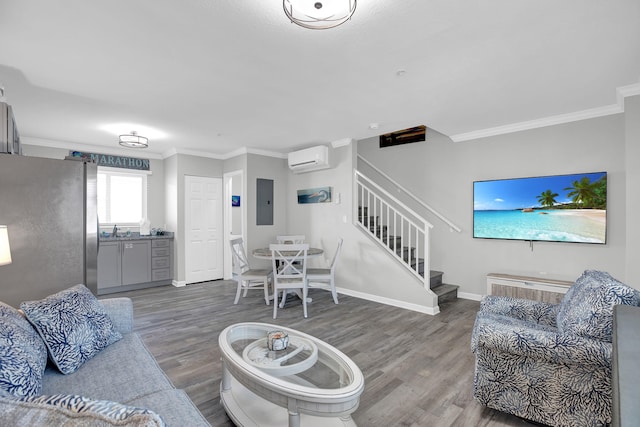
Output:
[473, 172, 607, 243]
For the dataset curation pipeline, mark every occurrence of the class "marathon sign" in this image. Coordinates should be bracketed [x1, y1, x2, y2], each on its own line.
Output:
[69, 151, 150, 171]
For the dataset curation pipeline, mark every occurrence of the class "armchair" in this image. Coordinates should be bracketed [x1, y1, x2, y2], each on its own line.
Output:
[471, 270, 640, 427]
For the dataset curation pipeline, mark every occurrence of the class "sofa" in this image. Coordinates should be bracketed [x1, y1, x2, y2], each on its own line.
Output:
[0, 284, 210, 426]
[471, 270, 640, 427]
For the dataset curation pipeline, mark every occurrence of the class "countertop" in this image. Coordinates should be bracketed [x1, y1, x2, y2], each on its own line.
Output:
[99, 231, 174, 241]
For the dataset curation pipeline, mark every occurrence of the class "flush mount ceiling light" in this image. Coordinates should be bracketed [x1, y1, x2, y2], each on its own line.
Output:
[283, 0, 356, 30]
[118, 131, 148, 148]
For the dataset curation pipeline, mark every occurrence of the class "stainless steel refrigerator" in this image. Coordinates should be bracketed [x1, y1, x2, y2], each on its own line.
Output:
[0, 154, 97, 307]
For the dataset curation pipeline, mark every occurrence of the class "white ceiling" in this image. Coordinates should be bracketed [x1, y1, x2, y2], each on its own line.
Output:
[1, 0, 639, 158]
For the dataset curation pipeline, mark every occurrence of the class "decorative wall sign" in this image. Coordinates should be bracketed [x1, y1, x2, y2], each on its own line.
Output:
[68, 150, 150, 171]
[297, 187, 332, 204]
[231, 195, 240, 207]
[379, 125, 426, 148]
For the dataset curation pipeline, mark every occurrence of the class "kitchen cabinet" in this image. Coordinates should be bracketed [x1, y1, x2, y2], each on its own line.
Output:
[98, 237, 173, 294]
[151, 239, 172, 281]
[121, 240, 151, 285]
[97, 241, 121, 288]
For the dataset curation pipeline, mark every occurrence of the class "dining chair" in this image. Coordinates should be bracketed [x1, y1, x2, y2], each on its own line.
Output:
[276, 235, 306, 271]
[270, 243, 309, 318]
[276, 235, 306, 244]
[229, 237, 272, 305]
[306, 238, 343, 304]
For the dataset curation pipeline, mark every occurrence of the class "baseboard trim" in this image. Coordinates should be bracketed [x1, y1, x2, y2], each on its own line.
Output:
[172, 280, 187, 287]
[336, 287, 440, 315]
[457, 291, 484, 301]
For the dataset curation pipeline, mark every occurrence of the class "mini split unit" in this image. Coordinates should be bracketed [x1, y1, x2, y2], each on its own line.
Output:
[287, 145, 330, 173]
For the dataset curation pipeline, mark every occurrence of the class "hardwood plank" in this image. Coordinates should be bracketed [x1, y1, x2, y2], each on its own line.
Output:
[111, 281, 539, 427]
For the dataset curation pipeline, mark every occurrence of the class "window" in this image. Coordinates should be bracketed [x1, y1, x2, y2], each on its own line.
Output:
[98, 168, 148, 226]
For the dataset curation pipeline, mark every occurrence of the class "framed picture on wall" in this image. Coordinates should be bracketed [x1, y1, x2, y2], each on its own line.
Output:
[297, 187, 332, 204]
[231, 195, 240, 207]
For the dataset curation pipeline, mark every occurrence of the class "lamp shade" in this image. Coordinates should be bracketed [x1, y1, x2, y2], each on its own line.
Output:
[119, 131, 149, 148]
[0, 226, 12, 266]
[283, 0, 356, 29]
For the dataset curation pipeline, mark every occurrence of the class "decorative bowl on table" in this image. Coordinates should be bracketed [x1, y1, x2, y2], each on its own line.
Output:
[267, 331, 289, 351]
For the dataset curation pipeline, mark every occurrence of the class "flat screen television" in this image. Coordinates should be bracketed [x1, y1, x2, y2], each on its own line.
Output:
[473, 172, 607, 244]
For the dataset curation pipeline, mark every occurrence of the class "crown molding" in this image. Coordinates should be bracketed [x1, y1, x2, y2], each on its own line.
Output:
[331, 137, 354, 148]
[21, 136, 164, 159]
[161, 147, 225, 160]
[244, 147, 288, 159]
[618, 82, 640, 99]
[450, 81, 640, 142]
[162, 146, 287, 160]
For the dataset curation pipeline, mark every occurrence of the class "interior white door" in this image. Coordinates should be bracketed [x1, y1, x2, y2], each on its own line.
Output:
[185, 175, 223, 284]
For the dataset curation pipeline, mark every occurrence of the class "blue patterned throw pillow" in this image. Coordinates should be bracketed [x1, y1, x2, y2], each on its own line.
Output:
[19, 394, 166, 426]
[557, 270, 640, 342]
[20, 284, 122, 375]
[0, 301, 47, 397]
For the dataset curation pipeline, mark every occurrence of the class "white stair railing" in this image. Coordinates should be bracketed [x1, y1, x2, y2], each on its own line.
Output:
[355, 169, 434, 289]
[358, 154, 462, 233]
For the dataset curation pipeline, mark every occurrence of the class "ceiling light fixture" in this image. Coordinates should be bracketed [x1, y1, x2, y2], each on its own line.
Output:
[118, 131, 149, 149]
[283, 0, 356, 30]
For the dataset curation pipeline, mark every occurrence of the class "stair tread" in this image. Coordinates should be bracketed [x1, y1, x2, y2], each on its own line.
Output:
[357, 204, 457, 306]
[431, 283, 459, 296]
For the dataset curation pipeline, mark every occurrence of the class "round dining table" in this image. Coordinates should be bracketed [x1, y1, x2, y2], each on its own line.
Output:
[252, 247, 324, 259]
[252, 247, 324, 304]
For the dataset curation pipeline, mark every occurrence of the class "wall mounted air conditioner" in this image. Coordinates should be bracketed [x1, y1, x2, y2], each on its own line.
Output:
[287, 145, 330, 173]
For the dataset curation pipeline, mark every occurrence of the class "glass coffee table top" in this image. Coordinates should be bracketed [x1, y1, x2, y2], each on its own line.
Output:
[241, 333, 319, 377]
[219, 322, 364, 427]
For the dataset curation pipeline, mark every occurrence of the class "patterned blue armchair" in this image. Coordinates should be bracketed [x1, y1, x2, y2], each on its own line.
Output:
[471, 270, 640, 427]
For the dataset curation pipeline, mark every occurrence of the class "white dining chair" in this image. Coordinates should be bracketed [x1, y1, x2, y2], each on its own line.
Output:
[276, 235, 306, 244]
[276, 235, 306, 271]
[229, 237, 272, 305]
[306, 238, 343, 304]
[270, 243, 309, 318]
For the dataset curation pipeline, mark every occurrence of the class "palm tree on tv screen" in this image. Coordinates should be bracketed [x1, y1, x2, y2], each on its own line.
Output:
[537, 190, 559, 208]
[564, 176, 598, 208]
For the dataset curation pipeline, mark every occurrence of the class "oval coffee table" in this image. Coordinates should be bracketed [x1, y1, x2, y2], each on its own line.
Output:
[219, 322, 364, 427]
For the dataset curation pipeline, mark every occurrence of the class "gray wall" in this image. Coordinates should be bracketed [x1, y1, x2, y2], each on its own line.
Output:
[357, 110, 632, 297]
[224, 154, 247, 237]
[164, 154, 178, 280]
[246, 153, 289, 269]
[14, 94, 639, 305]
[285, 144, 437, 309]
[22, 143, 166, 231]
[164, 153, 223, 283]
[625, 95, 640, 286]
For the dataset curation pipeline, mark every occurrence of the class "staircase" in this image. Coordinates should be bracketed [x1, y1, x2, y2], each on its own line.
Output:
[358, 205, 459, 306]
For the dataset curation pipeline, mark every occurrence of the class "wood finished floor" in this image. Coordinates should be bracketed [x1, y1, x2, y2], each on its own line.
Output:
[113, 281, 539, 427]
